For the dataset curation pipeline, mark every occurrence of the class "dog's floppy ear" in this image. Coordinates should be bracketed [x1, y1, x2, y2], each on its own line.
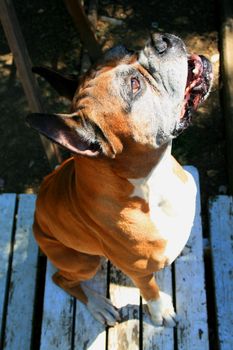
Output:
[26, 113, 117, 158]
[32, 66, 78, 100]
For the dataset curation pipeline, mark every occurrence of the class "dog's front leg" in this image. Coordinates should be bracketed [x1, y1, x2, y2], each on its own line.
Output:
[132, 273, 177, 327]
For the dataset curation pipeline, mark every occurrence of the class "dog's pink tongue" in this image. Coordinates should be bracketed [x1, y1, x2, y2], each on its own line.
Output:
[180, 54, 204, 119]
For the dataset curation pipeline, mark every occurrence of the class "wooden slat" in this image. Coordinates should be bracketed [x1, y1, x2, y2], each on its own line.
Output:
[40, 262, 74, 350]
[174, 166, 209, 349]
[74, 258, 107, 350]
[0, 194, 16, 336]
[108, 265, 140, 350]
[64, 0, 102, 63]
[4, 194, 38, 350]
[142, 267, 174, 350]
[209, 195, 233, 350]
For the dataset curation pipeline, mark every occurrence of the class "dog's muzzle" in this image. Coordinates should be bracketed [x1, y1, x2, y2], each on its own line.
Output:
[173, 54, 213, 135]
[151, 34, 213, 136]
[140, 33, 213, 136]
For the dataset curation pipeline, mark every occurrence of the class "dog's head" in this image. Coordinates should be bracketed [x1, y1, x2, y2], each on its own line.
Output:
[27, 33, 213, 159]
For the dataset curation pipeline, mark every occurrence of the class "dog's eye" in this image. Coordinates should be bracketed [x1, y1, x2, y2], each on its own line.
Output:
[131, 77, 140, 93]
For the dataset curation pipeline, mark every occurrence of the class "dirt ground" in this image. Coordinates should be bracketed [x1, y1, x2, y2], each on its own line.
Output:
[0, 0, 227, 201]
[0, 0, 227, 198]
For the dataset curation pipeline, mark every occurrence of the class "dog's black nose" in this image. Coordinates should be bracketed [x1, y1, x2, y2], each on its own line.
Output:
[151, 33, 171, 54]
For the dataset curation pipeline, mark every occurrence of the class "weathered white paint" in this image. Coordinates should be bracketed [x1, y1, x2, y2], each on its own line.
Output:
[209, 195, 233, 350]
[40, 261, 74, 350]
[108, 264, 140, 350]
[142, 267, 174, 350]
[0, 194, 16, 332]
[74, 258, 107, 350]
[175, 166, 209, 350]
[4, 194, 38, 350]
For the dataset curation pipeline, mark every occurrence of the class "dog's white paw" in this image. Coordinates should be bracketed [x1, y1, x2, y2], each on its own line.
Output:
[147, 291, 178, 327]
[82, 285, 121, 326]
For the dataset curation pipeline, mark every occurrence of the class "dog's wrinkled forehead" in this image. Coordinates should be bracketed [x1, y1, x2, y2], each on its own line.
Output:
[73, 34, 189, 142]
[98, 35, 188, 102]
[91, 35, 188, 114]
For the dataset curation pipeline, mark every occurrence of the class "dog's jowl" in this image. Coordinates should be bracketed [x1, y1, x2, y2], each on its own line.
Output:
[27, 33, 213, 327]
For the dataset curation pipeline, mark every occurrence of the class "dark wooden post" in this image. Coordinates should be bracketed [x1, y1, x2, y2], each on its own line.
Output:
[64, 0, 102, 62]
[220, 0, 233, 193]
[0, 0, 62, 168]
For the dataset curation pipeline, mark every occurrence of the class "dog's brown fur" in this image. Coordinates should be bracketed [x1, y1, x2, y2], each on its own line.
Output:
[27, 34, 212, 326]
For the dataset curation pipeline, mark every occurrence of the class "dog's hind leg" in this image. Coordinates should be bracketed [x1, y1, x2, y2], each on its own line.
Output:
[34, 221, 120, 326]
[52, 265, 121, 326]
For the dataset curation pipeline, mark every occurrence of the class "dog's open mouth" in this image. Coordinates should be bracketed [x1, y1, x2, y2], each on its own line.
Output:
[174, 54, 213, 135]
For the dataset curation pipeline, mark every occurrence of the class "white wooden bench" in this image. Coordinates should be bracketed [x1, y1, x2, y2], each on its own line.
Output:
[1, 167, 230, 349]
[209, 196, 233, 350]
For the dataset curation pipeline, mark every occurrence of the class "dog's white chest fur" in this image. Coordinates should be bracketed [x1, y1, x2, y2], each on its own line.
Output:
[129, 151, 197, 264]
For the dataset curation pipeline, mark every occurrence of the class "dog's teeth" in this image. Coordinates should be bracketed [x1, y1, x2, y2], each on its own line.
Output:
[192, 68, 199, 75]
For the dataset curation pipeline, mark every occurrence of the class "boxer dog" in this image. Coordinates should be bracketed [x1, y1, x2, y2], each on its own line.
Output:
[27, 33, 212, 327]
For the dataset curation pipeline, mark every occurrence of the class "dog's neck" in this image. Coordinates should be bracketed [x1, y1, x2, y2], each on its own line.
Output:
[73, 141, 171, 198]
[72, 142, 173, 234]
[110, 141, 171, 179]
